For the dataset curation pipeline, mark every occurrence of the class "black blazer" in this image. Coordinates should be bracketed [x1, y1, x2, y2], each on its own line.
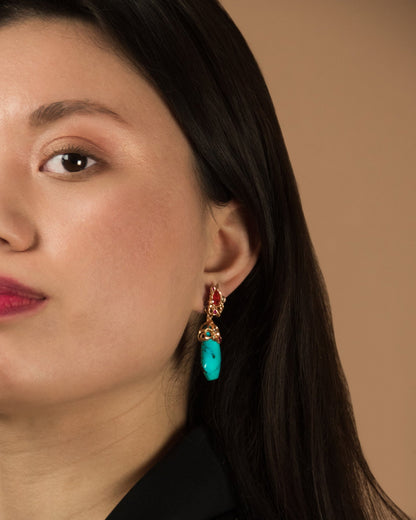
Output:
[105, 426, 239, 520]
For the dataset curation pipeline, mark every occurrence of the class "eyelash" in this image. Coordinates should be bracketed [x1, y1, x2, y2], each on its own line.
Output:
[40, 144, 103, 179]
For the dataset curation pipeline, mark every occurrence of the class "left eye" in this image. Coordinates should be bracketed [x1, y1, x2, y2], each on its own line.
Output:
[42, 152, 97, 174]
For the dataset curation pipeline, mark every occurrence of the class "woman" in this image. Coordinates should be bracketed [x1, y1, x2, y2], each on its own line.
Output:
[0, 1, 410, 519]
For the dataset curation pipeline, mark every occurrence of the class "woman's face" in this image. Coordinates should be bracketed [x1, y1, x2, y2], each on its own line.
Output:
[0, 18, 210, 410]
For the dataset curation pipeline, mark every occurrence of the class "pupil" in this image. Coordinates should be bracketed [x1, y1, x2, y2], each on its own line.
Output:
[62, 153, 87, 172]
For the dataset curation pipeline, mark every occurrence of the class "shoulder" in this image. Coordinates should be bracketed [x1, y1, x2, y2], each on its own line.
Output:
[213, 513, 240, 520]
[106, 425, 239, 520]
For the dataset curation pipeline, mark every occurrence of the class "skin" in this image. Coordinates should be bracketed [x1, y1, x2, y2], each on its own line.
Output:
[0, 18, 257, 520]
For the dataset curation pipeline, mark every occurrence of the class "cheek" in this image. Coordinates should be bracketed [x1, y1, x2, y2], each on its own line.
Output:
[86, 177, 204, 298]
[0, 179, 205, 408]
[82, 185, 198, 316]
[36, 176, 205, 397]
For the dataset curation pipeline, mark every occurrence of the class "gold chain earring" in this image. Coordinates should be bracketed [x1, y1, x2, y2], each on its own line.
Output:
[197, 284, 226, 381]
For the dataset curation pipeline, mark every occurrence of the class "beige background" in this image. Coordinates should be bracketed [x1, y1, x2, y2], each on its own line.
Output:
[220, 0, 415, 516]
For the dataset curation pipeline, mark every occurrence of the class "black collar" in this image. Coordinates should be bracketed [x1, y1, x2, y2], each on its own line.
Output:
[106, 426, 237, 520]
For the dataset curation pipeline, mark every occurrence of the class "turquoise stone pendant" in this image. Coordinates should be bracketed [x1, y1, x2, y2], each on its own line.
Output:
[201, 338, 221, 381]
[197, 285, 225, 382]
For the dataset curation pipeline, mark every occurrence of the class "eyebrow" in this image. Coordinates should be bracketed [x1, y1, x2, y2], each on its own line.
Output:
[29, 99, 128, 127]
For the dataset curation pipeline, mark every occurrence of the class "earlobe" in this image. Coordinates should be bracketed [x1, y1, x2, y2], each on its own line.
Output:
[202, 200, 260, 298]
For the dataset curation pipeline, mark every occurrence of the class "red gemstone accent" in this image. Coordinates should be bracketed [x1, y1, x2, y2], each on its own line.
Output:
[212, 289, 221, 306]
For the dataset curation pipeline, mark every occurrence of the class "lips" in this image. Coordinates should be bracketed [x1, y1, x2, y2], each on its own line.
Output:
[0, 276, 46, 300]
[0, 276, 47, 317]
[0, 276, 47, 300]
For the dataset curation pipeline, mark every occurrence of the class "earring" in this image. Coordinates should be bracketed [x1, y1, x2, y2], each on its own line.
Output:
[197, 284, 226, 381]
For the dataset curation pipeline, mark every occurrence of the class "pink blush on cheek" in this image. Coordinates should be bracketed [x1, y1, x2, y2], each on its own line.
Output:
[76, 178, 200, 292]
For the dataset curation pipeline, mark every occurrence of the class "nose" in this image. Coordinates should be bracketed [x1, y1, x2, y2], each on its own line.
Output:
[0, 208, 38, 251]
[0, 179, 38, 252]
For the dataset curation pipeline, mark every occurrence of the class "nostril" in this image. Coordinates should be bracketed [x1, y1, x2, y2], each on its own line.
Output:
[0, 225, 38, 251]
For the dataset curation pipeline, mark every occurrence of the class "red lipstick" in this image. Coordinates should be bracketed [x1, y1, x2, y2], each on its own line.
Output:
[0, 276, 47, 317]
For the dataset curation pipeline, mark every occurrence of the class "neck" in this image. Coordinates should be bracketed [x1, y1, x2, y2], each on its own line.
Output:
[0, 374, 188, 520]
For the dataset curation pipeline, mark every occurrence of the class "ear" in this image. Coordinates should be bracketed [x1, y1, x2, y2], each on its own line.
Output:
[196, 201, 259, 309]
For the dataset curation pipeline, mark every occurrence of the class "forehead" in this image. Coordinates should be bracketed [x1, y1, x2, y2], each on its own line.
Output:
[0, 18, 168, 132]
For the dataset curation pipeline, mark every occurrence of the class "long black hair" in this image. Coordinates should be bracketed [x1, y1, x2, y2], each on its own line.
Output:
[0, 1, 409, 518]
